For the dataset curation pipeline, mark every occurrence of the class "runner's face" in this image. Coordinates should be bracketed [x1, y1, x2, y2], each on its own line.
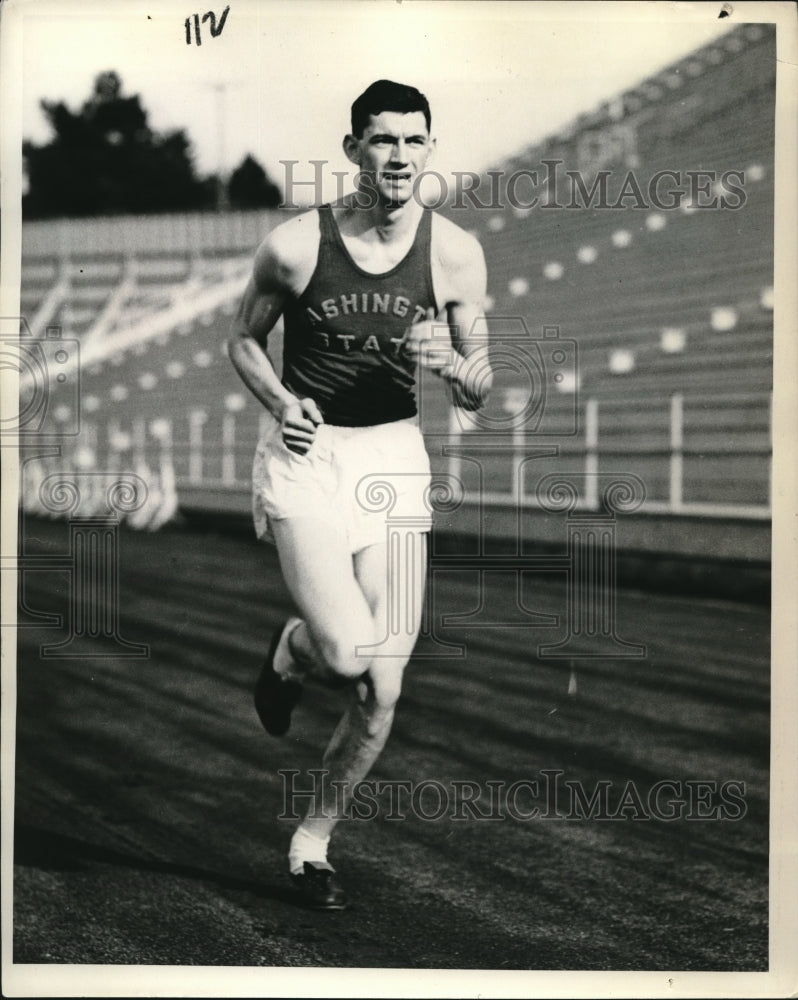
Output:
[350, 111, 433, 205]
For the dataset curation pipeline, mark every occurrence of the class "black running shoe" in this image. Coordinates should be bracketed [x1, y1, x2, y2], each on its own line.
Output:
[254, 619, 303, 736]
[291, 862, 347, 911]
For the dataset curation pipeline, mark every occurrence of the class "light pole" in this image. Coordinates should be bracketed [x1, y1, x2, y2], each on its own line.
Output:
[206, 82, 229, 211]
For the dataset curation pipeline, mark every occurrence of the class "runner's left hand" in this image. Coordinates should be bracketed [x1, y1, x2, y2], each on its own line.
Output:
[403, 307, 456, 377]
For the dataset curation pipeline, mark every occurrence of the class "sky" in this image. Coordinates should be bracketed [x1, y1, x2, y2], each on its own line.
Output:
[17, 0, 740, 201]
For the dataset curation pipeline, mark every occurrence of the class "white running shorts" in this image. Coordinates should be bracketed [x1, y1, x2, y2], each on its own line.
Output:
[252, 413, 433, 553]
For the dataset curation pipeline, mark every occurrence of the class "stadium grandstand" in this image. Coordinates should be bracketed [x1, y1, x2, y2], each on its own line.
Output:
[17, 23, 774, 576]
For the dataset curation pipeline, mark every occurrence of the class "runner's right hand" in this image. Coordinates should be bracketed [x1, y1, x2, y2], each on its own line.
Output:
[280, 397, 324, 455]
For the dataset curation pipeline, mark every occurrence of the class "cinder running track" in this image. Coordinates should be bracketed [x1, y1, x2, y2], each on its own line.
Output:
[13, 518, 768, 969]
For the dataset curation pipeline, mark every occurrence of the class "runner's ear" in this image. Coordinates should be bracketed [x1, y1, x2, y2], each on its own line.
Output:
[343, 134, 361, 166]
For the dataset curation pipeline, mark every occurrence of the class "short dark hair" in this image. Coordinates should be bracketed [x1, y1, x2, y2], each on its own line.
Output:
[350, 80, 431, 138]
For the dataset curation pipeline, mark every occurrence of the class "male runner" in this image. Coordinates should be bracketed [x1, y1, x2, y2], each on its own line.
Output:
[228, 80, 491, 909]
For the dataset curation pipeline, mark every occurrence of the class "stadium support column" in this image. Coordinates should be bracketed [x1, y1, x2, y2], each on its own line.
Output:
[669, 393, 684, 511]
[189, 409, 207, 483]
[222, 393, 246, 485]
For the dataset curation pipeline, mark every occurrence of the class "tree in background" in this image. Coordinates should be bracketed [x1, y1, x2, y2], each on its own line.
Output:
[227, 154, 282, 210]
[23, 71, 217, 218]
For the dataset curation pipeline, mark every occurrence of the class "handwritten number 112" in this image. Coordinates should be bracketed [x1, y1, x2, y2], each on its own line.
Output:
[185, 6, 230, 45]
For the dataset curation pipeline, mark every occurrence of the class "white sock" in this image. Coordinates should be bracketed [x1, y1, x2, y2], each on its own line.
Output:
[289, 826, 332, 876]
[274, 617, 304, 681]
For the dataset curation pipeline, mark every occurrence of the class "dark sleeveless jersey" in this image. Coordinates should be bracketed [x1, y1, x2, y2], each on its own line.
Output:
[281, 204, 438, 427]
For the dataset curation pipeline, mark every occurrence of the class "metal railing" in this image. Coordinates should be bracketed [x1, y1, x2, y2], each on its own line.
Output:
[442, 391, 771, 519]
[28, 390, 771, 520]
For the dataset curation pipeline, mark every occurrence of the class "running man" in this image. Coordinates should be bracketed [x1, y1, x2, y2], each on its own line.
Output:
[228, 80, 491, 909]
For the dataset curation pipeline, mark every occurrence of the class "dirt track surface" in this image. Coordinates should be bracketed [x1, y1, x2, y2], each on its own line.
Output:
[13, 518, 768, 969]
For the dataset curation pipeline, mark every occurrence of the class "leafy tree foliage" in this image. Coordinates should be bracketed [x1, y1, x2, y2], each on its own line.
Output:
[227, 154, 282, 209]
[23, 71, 217, 218]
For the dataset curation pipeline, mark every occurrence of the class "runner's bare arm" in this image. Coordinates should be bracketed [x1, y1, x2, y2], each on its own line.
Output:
[441, 234, 491, 410]
[409, 225, 492, 410]
[227, 220, 324, 453]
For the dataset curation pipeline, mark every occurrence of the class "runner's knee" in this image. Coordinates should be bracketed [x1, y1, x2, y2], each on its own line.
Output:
[362, 678, 402, 739]
[316, 623, 377, 679]
[371, 667, 404, 714]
